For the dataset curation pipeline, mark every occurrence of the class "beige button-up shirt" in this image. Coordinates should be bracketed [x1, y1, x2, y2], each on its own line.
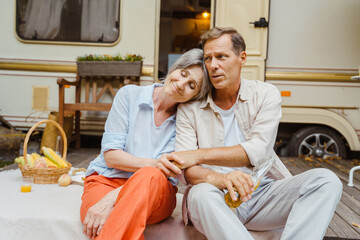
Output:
[176, 78, 291, 179]
[175, 78, 292, 224]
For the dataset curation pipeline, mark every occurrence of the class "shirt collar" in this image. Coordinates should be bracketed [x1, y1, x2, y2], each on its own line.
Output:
[199, 90, 213, 109]
[139, 83, 163, 108]
[200, 78, 249, 110]
[238, 78, 249, 101]
[138, 83, 176, 122]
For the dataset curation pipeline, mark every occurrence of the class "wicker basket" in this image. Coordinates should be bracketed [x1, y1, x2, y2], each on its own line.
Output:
[19, 120, 72, 184]
[77, 61, 143, 77]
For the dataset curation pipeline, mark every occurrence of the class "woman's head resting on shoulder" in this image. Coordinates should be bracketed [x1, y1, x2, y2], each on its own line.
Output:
[163, 48, 211, 103]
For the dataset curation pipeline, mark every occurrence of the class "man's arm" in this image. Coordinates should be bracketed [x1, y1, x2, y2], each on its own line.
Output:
[184, 165, 254, 202]
[170, 145, 251, 169]
[240, 83, 282, 166]
[175, 103, 253, 201]
[174, 83, 282, 169]
[174, 103, 251, 168]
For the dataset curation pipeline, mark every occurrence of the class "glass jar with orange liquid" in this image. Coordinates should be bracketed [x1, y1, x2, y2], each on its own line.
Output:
[20, 177, 33, 193]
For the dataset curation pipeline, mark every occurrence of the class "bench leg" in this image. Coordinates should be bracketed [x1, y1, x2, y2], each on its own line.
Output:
[74, 110, 81, 149]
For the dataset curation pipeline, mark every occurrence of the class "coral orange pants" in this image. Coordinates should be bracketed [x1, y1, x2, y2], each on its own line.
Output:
[80, 167, 177, 240]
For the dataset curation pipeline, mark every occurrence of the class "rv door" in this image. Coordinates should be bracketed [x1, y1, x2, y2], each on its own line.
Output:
[214, 0, 269, 81]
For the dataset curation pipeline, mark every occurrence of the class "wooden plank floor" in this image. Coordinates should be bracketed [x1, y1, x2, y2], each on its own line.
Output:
[2, 148, 360, 239]
[282, 156, 360, 239]
[65, 150, 360, 239]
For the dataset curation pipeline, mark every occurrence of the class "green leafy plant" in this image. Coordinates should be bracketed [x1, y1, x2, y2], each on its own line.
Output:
[77, 53, 143, 62]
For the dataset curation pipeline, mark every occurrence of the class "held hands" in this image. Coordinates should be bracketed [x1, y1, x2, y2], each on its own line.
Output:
[218, 170, 254, 203]
[155, 150, 201, 177]
[155, 153, 183, 177]
[167, 150, 201, 169]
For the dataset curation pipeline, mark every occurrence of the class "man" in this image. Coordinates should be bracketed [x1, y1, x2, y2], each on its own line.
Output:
[171, 27, 342, 240]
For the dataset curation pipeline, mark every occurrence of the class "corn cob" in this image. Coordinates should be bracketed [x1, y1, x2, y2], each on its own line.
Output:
[14, 154, 34, 167]
[42, 147, 68, 168]
[43, 156, 59, 168]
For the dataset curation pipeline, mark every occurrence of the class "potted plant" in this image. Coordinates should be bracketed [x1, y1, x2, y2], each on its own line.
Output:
[76, 53, 143, 77]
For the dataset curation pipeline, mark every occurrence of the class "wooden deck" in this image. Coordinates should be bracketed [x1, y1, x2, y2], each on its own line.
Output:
[2, 148, 360, 239]
[282, 156, 360, 239]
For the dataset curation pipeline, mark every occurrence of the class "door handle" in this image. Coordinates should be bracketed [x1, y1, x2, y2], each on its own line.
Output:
[249, 18, 268, 28]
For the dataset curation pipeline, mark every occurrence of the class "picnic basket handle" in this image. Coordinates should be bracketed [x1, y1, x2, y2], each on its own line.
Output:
[23, 120, 68, 169]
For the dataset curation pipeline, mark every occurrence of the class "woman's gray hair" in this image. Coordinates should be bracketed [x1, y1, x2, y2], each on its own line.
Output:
[166, 48, 211, 101]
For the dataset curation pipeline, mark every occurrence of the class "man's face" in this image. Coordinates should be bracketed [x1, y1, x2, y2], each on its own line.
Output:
[203, 34, 246, 90]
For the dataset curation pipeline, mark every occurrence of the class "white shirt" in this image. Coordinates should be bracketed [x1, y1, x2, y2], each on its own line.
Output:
[214, 104, 251, 175]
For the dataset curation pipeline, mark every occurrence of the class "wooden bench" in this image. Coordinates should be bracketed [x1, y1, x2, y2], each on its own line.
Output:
[57, 74, 140, 148]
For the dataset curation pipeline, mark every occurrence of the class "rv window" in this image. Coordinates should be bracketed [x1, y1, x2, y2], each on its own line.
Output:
[16, 0, 120, 43]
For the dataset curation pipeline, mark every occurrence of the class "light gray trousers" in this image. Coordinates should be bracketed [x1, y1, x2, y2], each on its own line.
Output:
[187, 168, 342, 240]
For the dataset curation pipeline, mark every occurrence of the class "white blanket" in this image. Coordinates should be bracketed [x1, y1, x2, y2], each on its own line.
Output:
[0, 169, 205, 240]
[0, 169, 88, 240]
[0, 169, 280, 240]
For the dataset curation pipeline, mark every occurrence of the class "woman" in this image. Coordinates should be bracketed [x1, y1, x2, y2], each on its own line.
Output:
[80, 48, 210, 240]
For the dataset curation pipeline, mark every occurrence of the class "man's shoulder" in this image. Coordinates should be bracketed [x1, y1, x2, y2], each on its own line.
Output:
[178, 98, 204, 111]
[177, 99, 210, 121]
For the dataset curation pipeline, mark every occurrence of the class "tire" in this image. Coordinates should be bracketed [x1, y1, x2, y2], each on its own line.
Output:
[288, 126, 347, 159]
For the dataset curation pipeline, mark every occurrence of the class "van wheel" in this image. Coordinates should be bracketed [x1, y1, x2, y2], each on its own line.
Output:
[288, 126, 347, 159]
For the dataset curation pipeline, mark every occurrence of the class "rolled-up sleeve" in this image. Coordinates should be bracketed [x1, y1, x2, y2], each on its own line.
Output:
[175, 103, 199, 185]
[101, 87, 129, 154]
[240, 84, 282, 166]
[175, 104, 198, 152]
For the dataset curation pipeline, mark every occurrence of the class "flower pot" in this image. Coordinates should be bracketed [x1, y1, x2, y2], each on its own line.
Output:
[76, 61, 143, 77]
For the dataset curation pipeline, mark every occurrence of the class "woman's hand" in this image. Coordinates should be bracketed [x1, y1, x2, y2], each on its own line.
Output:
[155, 153, 183, 177]
[83, 187, 122, 238]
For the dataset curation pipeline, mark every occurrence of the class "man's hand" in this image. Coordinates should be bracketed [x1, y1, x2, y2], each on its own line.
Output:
[213, 170, 254, 203]
[155, 153, 183, 177]
[167, 150, 202, 169]
[83, 187, 121, 238]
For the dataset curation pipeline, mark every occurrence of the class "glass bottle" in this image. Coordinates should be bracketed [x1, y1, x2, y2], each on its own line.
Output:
[55, 135, 61, 155]
[224, 158, 275, 208]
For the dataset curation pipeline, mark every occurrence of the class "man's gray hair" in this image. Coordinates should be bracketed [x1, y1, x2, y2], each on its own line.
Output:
[166, 48, 211, 101]
[201, 27, 246, 56]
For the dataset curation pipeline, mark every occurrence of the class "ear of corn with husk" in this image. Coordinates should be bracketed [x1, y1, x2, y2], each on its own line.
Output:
[14, 147, 68, 169]
[15, 154, 35, 167]
[42, 147, 68, 168]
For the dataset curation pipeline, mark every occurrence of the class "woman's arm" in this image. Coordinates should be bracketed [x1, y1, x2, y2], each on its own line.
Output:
[83, 187, 122, 239]
[104, 149, 182, 177]
[104, 149, 155, 172]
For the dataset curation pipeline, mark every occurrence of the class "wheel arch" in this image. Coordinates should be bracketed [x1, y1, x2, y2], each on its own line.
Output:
[281, 107, 360, 151]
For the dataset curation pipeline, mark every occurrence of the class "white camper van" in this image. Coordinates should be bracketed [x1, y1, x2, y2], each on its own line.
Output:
[0, 0, 359, 159]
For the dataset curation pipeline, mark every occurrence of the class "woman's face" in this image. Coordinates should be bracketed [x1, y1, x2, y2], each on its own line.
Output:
[163, 65, 203, 103]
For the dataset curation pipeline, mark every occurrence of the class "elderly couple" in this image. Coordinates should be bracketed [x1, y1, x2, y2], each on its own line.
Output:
[80, 27, 342, 240]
